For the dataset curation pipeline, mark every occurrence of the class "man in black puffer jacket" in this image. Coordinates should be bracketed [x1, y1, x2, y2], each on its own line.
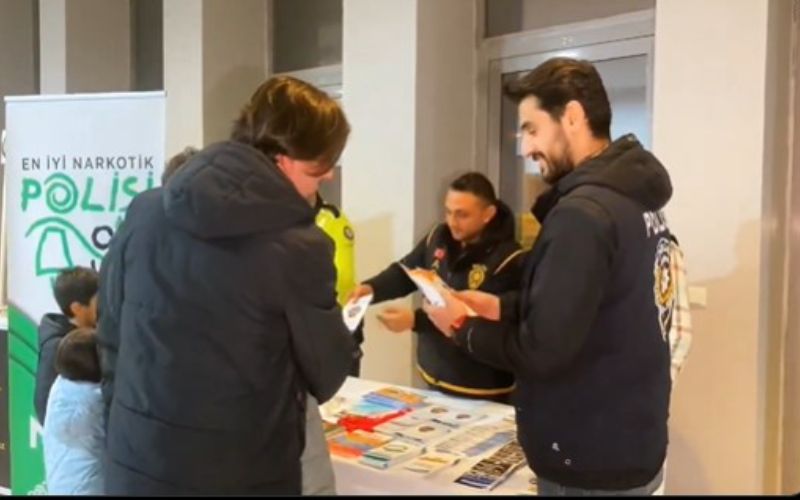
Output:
[97, 77, 355, 495]
[426, 58, 674, 496]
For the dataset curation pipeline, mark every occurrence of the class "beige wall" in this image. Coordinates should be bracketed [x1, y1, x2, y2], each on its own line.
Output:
[0, 0, 37, 131]
[342, 0, 420, 386]
[65, 0, 131, 93]
[39, 0, 132, 94]
[653, 0, 793, 494]
[39, 0, 67, 93]
[132, 0, 164, 91]
[201, 0, 267, 145]
[0, 0, 37, 308]
[414, 0, 477, 254]
[342, 0, 477, 387]
[164, 0, 267, 157]
[163, 0, 204, 156]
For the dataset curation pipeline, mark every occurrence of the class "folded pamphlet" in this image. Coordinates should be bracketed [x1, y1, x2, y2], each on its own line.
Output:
[343, 293, 373, 332]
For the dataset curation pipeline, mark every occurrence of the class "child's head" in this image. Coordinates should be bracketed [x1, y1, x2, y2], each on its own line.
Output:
[53, 266, 99, 327]
[162, 146, 199, 184]
[55, 327, 101, 383]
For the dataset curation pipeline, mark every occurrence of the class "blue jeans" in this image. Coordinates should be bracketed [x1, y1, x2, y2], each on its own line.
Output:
[537, 468, 663, 496]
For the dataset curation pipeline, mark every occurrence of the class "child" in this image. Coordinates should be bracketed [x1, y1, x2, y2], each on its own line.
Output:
[34, 266, 99, 424]
[43, 327, 105, 495]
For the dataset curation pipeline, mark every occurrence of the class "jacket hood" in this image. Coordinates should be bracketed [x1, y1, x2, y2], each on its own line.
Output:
[38, 313, 74, 346]
[557, 134, 672, 211]
[163, 141, 314, 239]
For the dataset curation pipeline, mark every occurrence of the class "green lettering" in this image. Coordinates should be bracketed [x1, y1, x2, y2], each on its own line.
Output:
[109, 173, 120, 212]
[118, 177, 139, 212]
[21, 178, 42, 211]
[80, 178, 104, 212]
[44, 173, 79, 215]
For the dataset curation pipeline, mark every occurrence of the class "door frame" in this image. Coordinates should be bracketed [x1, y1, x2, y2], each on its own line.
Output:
[476, 9, 656, 189]
[781, 0, 800, 493]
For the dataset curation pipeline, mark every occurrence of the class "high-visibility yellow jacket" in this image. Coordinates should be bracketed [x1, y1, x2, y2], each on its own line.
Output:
[315, 199, 355, 306]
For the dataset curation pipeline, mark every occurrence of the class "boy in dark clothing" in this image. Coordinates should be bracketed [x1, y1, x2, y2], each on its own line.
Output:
[34, 266, 99, 424]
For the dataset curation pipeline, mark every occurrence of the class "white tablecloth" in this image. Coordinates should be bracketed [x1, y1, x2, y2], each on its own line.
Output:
[327, 377, 537, 496]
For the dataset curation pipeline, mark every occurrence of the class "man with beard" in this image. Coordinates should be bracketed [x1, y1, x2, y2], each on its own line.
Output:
[425, 57, 674, 496]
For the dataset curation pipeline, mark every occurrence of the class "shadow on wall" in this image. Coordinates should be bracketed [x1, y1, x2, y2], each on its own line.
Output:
[203, 65, 267, 145]
[666, 430, 707, 495]
[353, 213, 415, 388]
[667, 219, 763, 495]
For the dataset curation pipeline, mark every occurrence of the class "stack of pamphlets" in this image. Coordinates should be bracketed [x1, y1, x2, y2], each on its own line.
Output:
[403, 452, 462, 475]
[454, 440, 527, 490]
[359, 440, 425, 470]
[393, 421, 452, 445]
[328, 429, 394, 459]
[412, 404, 487, 428]
[362, 386, 428, 410]
[434, 423, 515, 457]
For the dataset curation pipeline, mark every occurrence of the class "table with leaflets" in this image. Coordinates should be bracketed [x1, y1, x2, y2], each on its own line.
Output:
[323, 377, 538, 495]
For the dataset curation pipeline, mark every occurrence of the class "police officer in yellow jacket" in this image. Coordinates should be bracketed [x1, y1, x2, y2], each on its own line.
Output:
[315, 195, 363, 375]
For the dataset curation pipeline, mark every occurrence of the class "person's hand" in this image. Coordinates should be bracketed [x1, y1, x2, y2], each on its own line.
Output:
[377, 307, 415, 333]
[348, 284, 374, 302]
[423, 290, 470, 338]
[453, 290, 500, 320]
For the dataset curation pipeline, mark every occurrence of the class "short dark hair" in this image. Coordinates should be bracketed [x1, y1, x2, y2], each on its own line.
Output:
[162, 146, 199, 184]
[505, 57, 611, 140]
[230, 76, 350, 173]
[53, 266, 99, 317]
[55, 327, 101, 383]
[449, 172, 497, 206]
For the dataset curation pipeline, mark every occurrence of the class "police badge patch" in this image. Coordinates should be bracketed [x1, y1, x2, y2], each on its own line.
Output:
[468, 264, 487, 290]
[432, 247, 446, 271]
[653, 237, 676, 341]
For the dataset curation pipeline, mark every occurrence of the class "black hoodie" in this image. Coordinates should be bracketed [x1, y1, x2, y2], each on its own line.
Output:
[454, 134, 674, 490]
[34, 313, 74, 424]
[365, 200, 525, 397]
[97, 141, 355, 495]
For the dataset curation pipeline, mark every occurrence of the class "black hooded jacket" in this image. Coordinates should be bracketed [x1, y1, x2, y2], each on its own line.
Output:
[33, 313, 74, 424]
[97, 141, 355, 495]
[454, 134, 674, 490]
[366, 200, 525, 397]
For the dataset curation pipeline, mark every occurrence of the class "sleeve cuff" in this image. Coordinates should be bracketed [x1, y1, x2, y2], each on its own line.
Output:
[452, 317, 478, 351]
[499, 291, 520, 324]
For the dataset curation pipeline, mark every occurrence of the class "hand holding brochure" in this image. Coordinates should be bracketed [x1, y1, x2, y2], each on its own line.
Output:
[343, 293, 373, 332]
[400, 263, 478, 316]
[400, 264, 477, 316]
[400, 264, 448, 307]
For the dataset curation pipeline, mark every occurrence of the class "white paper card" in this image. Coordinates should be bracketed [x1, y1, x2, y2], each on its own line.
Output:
[343, 293, 373, 332]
